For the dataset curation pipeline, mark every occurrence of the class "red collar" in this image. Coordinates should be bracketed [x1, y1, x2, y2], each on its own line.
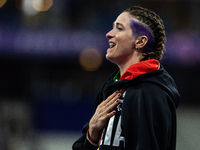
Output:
[119, 59, 159, 81]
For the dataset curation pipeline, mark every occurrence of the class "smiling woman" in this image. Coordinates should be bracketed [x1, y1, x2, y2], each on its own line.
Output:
[73, 6, 180, 150]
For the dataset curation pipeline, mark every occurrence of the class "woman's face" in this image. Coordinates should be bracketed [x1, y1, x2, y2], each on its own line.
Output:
[106, 12, 137, 65]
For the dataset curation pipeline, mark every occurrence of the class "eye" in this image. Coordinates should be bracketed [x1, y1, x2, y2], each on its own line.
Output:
[117, 27, 123, 31]
[116, 24, 124, 31]
[113, 22, 124, 31]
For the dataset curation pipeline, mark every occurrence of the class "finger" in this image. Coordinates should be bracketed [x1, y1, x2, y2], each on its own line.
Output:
[108, 92, 121, 105]
[106, 92, 121, 107]
[103, 93, 121, 112]
[104, 110, 116, 120]
[106, 91, 119, 102]
[106, 99, 120, 113]
[102, 91, 119, 105]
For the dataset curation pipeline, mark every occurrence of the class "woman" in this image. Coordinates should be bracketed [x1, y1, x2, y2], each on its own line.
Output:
[72, 6, 180, 150]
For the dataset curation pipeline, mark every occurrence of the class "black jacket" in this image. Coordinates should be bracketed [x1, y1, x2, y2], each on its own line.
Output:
[72, 64, 180, 150]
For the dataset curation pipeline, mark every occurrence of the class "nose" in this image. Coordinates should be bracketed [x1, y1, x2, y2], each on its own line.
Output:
[106, 29, 114, 39]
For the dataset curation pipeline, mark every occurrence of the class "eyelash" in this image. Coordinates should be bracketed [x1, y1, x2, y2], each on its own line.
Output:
[112, 24, 123, 31]
[117, 27, 123, 31]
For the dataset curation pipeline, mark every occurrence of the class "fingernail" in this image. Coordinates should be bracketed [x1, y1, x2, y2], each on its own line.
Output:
[118, 93, 121, 96]
[113, 111, 116, 114]
[116, 99, 119, 102]
[116, 91, 119, 94]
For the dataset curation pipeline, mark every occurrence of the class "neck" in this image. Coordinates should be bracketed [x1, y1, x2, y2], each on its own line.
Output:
[118, 57, 140, 76]
[110, 49, 142, 76]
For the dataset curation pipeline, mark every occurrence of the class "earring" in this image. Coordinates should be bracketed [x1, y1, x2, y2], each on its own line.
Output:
[136, 48, 140, 51]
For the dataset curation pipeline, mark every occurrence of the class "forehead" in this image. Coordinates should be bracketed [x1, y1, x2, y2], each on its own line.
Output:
[114, 12, 134, 26]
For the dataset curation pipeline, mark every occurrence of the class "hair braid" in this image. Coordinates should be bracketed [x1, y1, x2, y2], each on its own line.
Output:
[124, 6, 166, 61]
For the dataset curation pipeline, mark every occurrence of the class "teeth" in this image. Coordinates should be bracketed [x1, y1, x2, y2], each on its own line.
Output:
[109, 43, 116, 48]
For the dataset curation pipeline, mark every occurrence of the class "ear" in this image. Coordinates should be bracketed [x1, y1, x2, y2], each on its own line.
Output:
[135, 35, 148, 50]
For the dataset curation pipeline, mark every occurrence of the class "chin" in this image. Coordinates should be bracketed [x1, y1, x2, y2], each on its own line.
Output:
[106, 53, 112, 60]
[106, 55, 117, 64]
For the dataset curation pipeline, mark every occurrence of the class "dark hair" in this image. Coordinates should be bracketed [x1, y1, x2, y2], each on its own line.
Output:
[124, 6, 166, 61]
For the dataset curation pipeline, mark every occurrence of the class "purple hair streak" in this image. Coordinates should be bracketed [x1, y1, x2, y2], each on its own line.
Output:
[130, 20, 155, 53]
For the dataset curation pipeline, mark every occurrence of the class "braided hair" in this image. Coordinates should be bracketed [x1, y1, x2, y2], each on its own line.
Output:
[124, 6, 166, 61]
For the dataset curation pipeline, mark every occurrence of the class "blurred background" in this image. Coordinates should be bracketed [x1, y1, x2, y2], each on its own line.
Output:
[0, 0, 200, 149]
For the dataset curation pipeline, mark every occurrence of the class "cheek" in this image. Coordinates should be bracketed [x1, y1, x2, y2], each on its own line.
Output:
[115, 33, 121, 41]
[115, 33, 135, 49]
[124, 36, 135, 49]
[115, 34, 128, 45]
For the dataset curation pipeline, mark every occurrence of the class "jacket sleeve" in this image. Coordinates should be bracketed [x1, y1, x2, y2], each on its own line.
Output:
[72, 93, 102, 150]
[121, 83, 177, 150]
[72, 121, 99, 150]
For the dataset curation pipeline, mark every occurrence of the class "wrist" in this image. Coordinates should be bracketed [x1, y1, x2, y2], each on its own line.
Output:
[87, 129, 98, 146]
[89, 128, 99, 142]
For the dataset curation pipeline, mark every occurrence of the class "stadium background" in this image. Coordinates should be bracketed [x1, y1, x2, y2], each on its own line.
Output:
[0, 0, 200, 149]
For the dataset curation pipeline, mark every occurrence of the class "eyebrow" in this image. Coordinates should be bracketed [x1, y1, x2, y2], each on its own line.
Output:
[113, 22, 124, 28]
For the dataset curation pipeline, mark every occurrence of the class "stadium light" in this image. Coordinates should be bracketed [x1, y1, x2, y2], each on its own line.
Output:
[0, 0, 7, 8]
[33, 0, 53, 11]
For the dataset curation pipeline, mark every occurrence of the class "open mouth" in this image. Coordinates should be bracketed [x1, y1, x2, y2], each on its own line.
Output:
[109, 42, 116, 48]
